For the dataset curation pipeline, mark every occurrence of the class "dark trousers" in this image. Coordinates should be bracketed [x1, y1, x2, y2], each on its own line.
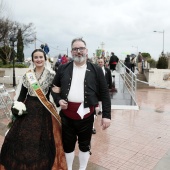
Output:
[60, 111, 94, 153]
[110, 64, 117, 71]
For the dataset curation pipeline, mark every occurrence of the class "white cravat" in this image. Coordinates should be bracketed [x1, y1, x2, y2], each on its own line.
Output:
[102, 66, 105, 75]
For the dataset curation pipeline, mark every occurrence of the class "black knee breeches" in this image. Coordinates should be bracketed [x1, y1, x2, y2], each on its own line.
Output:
[60, 111, 94, 153]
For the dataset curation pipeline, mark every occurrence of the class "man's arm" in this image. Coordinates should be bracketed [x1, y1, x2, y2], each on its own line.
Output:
[98, 67, 111, 129]
[51, 67, 62, 107]
[97, 66, 111, 120]
[51, 86, 68, 109]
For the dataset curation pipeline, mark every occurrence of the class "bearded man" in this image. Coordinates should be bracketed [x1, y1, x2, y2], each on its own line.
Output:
[51, 38, 111, 170]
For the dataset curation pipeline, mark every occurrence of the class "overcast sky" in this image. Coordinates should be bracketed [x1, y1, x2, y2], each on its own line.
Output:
[3, 0, 170, 60]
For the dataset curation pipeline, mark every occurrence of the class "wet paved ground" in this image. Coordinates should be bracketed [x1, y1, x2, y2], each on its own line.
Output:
[87, 88, 170, 170]
[1, 86, 170, 169]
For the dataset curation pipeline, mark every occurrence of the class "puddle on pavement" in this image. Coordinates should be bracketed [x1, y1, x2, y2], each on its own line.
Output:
[155, 109, 164, 113]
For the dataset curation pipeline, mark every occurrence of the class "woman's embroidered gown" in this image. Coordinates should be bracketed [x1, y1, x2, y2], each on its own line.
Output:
[0, 69, 67, 170]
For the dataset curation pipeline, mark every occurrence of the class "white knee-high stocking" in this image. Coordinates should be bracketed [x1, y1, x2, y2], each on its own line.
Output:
[65, 151, 75, 170]
[93, 114, 96, 128]
[79, 150, 90, 170]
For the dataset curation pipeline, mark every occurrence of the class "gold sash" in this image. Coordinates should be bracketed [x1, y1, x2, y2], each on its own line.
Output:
[26, 70, 61, 125]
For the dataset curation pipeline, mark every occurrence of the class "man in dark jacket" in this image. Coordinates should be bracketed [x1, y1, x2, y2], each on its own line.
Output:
[93, 58, 112, 127]
[124, 55, 131, 73]
[98, 58, 112, 89]
[109, 52, 119, 72]
[51, 38, 111, 170]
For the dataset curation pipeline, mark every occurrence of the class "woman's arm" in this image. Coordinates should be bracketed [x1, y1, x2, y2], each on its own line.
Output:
[17, 85, 28, 102]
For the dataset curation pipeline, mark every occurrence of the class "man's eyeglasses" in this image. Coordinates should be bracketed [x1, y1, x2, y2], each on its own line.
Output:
[72, 47, 86, 52]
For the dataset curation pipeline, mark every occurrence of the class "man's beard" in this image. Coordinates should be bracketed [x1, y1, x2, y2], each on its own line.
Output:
[73, 54, 86, 63]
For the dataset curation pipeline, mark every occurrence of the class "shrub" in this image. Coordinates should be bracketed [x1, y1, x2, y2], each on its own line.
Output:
[156, 56, 168, 69]
[147, 58, 157, 68]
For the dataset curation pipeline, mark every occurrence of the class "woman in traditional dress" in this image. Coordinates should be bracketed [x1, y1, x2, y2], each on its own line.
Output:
[0, 49, 67, 170]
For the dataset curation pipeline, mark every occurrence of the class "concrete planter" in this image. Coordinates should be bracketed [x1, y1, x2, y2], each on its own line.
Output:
[0, 68, 29, 85]
[148, 68, 170, 88]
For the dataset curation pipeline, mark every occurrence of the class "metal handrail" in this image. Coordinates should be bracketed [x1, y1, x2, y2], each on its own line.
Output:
[116, 60, 138, 106]
[117, 61, 170, 96]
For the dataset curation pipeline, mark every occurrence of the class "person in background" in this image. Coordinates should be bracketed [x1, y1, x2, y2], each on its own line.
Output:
[137, 52, 143, 74]
[51, 37, 111, 170]
[0, 49, 67, 169]
[92, 58, 112, 135]
[130, 55, 136, 73]
[61, 54, 68, 64]
[54, 59, 61, 73]
[97, 58, 112, 114]
[40, 44, 44, 50]
[44, 43, 50, 54]
[109, 52, 119, 72]
[124, 55, 131, 73]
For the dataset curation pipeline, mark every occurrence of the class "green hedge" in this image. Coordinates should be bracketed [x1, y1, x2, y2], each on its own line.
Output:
[0, 64, 28, 68]
[0, 61, 28, 68]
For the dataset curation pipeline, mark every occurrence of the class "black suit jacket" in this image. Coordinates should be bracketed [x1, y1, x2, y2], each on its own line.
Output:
[51, 61, 111, 119]
[103, 67, 112, 89]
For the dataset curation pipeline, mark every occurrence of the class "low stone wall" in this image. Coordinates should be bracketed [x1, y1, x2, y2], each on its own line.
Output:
[0, 70, 5, 77]
[1, 67, 170, 89]
[0, 68, 29, 85]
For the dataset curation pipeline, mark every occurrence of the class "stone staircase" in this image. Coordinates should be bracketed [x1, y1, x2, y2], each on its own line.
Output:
[136, 74, 154, 89]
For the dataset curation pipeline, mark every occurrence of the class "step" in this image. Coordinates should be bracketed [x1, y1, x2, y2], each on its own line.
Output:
[137, 83, 155, 89]
[137, 75, 147, 80]
[137, 78, 147, 81]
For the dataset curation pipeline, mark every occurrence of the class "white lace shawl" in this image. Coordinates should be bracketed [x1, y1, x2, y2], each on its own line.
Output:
[14, 69, 55, 100]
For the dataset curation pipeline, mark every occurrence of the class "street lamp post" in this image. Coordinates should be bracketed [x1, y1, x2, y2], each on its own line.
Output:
[10, 35, 17, 87]
[34, 34, 36, 49]
[153, 30, 164, 55]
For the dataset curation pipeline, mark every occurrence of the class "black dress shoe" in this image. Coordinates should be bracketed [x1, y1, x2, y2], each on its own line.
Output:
[98, 111, 102, 115]
[92, 128, 96, 134]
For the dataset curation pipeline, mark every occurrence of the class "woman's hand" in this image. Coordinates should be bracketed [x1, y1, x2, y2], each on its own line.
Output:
[59, 99, 68, 110]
